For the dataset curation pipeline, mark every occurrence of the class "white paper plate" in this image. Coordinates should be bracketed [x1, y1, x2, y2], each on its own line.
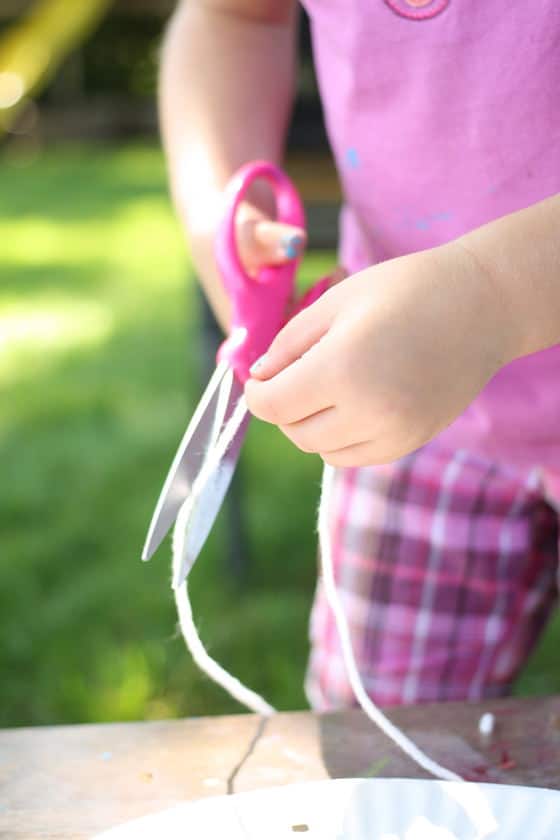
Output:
[93, 778, 560, 839]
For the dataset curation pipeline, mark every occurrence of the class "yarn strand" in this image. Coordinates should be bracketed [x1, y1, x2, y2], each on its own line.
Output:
[318, 464, 461, 782]
[172, 391, 275, 716]
[171, 400, 461, 779]
[174, 578, 275, 716]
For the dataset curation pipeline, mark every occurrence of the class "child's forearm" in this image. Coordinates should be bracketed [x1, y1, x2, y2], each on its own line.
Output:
[456, 192, 560, 362]
[159, 0, 298, 326]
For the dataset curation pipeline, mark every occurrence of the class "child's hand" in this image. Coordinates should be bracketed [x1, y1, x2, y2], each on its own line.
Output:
[245, 243, 516, 466]
[235, 205, 306, 277]
[188, 199, 307, 330]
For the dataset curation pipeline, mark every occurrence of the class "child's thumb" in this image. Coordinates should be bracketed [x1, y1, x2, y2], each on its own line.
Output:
[236, 219, 306, 274]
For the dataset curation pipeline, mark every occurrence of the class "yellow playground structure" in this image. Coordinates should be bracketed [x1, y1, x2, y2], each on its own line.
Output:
[0, 0, 112, 136]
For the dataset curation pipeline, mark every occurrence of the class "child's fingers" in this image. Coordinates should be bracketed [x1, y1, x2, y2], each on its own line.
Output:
[245, 344, 334, 426]
[255, 220, 307, 261]
[320, 440, 395, 468]
[236, 218, 306, 274]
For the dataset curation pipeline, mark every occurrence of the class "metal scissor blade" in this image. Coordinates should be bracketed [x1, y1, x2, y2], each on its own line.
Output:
[172, 403, 249, 588]
[141, 361, 233, 562]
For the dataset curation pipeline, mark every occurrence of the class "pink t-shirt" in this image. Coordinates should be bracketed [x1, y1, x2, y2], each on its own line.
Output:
[301, 0, 560, 482]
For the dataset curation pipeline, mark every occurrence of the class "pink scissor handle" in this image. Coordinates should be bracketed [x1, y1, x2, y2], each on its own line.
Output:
[215, 161, 308, 383]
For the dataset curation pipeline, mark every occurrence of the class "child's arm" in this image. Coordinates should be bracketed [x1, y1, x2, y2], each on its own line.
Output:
[458, 193, 560, 358]
[159, 0, 302, 330]
[245, 193, 560, 466]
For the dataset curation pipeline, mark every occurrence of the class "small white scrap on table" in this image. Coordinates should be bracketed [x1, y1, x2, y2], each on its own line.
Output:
[478, 712, 496, 736]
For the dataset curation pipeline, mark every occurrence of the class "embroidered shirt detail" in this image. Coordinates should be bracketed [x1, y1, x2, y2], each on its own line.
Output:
[383, 0, 449, 20]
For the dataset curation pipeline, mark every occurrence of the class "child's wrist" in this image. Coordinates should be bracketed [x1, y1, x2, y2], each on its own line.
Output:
[451, 236, 524, 369]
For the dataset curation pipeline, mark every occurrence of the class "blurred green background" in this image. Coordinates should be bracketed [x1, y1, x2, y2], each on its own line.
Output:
[1, 0, 558, 729]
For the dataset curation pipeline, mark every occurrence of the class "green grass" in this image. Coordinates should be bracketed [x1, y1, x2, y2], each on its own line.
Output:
[1, 143, 558, 728]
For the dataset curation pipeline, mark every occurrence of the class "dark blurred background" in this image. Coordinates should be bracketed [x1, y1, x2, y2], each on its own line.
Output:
[1, 0, 329, 148]
[1, 0, 557, 729]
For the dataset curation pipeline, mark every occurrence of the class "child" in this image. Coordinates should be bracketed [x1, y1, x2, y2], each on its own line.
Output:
[159, 0, 560, 709]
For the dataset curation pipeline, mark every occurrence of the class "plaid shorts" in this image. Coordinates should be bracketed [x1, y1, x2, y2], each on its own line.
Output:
[305, 445, 560, 710]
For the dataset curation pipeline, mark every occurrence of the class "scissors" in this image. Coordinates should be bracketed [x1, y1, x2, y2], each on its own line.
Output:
[141, 161, 331, 588]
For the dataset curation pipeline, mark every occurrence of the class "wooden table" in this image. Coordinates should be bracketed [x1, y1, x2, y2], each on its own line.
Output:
[2, 695, 560, 839]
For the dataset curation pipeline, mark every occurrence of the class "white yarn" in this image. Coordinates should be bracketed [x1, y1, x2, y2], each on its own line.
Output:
[318, 464, 461, 782]
[172, 392, 275, 716]
[174, 578, 275, 715]
[171, 397, 461, 780]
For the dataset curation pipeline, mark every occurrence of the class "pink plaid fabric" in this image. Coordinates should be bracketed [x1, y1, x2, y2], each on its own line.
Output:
[305, 444, 560, 710]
